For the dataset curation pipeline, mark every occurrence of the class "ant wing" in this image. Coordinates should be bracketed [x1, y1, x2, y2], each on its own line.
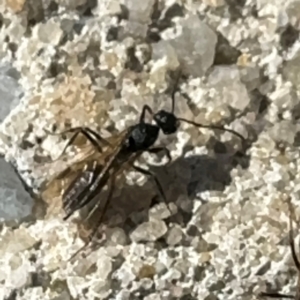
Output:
[41, 128, 130, 218]
[41, 166, 90, 217]
[40, 145, 101, 216]
[61, 129, 136, 222]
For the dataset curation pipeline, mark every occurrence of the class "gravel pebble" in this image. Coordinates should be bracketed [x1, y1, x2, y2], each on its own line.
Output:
[130, 219, 168, 242]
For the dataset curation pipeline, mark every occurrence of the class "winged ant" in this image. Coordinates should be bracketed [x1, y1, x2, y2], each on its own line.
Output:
[42, 71, 246, 259]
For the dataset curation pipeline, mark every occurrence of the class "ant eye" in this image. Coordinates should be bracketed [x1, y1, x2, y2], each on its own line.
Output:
[160, 115, 167, 123]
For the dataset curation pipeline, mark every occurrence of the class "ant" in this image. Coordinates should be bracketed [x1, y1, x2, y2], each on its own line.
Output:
[43, 70, 246, 259]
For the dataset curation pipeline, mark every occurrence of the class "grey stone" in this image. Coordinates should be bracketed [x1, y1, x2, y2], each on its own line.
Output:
[130, 220, 168, 242]
[115, 289, 131, 300]
[283, 51, 300, 91]
[124, 0, 155, 23]
[269, 121, 297, 144]
[0, 227, 37, 256]
[122, 21, 148, 39]
[54, 0, 88, 9]
[105, 227, 129, 246]
[0, 63, 23, 123]
[37, 20, 64, 45]
[148, 203, 172, 220]
[286, 0, 300, 29]
[0, 158, 33, 222]
[51, 291, 71, 300]
[114, 262, 136, 288]
[152, 40, 179, 68]
[208, 65, 250, 111]
[96, 254, 113, 280]
[144, 294, 162, 300]
[169, 14, 217, 77]
[166, 226, 183, 246]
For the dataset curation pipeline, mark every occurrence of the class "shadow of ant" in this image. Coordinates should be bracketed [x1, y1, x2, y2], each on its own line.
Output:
[77, 134, 253, 250]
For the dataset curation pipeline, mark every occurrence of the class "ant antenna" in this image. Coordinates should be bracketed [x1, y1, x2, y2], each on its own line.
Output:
[177, 117, 246, 142]
[168, 69, 246, 143]
[170, 70, 182, 114]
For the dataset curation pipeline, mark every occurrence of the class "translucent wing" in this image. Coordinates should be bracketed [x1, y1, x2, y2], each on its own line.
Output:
[40, 129, 131, 217]
[40, 142, 102, 215]
[60, 129, 134, 218]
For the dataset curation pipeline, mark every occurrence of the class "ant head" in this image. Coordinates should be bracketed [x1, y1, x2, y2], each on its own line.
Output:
[126, 123, 159, 152]
[153, 110, 180, 135]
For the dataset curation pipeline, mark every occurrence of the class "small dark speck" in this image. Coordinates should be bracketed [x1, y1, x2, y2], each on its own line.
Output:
[213, 141, 227, 154]
[280, 24, 299, 49]
[164, 3, 184, 20]
[106, 80, 116, 90]
[146, 29, 161, 42]
[30, 269, 51, 288]
[37, 48, 44, 57]
[36, 137, 43, 144]
[125, 47, 143, 72]
[255, 260, 271, 276]
[19, 140, 35, 150]
[51, 124, 57, 132]
[294, 131, 300, 147]
[193, 265, 206, 282]
[186, 224, 200, 237]
[251, 4, 258, 18]
[0, 13, 3, 29]
[28, 18, 38, 28]
[8, 42, 18, 53]
[78, 0, 97, 17]
[47, 1, 59, 13]
[28, 253, 37, 263]
[226, 288, 234, 295]
[47, 62, 61, 78]
[258, 94, 270, 114]
[73, 22, 84, 35]
[277, 112, 283, 120]
[209, 280, 226, 292]
[106, 26, 119, 42]
[34, 154, 49, 164]
[118, 4, 129, 21]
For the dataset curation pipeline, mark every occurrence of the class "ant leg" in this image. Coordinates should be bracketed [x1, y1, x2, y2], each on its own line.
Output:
[68, 175, 116, 261]
[139, 105, 154, 123]
[259, 292, 294, 298]
[61, 130, 98, 157]
[50, 126, 109, 145]
[83, 127, 111, 147]
[132, 165, 166, 201]
[50, 127, 110, 159]
[170, 69, 182, 113]
[287, 200, 300, 271]
[146, 147, 172, 165]
[259, 199, 297, 299]
[132, 164, 172, 214]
